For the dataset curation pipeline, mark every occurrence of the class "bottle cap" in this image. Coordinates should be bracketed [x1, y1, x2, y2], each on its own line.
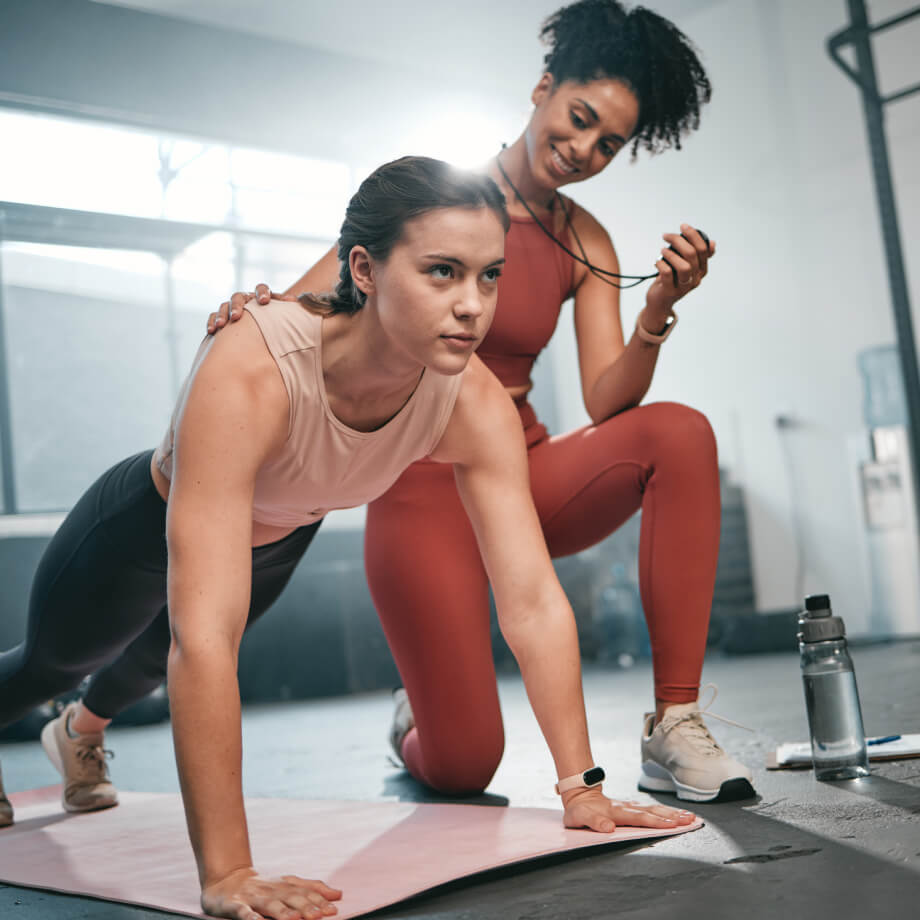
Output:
[798, 615, 846, 642]
[804, 594, 831, 615]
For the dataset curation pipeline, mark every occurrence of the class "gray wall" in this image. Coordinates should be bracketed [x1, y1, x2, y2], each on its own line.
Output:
[0, 0, 486, 164]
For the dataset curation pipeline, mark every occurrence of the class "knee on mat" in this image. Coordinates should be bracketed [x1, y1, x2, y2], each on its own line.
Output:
[422, 732, 505, 796]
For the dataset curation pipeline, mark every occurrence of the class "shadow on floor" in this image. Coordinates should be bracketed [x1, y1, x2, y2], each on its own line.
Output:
[382, 769, 510, 807]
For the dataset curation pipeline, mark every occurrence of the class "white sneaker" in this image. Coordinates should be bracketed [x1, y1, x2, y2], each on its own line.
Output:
[388, 688, 415, 764]
[0, 762, 13, 827]
[40, 702, 119, 813]
[638, 687, 755, 803]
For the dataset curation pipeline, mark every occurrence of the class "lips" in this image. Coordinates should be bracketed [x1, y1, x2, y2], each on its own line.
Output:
[441, 333, 477, 349]
[550, 145, 578, 176]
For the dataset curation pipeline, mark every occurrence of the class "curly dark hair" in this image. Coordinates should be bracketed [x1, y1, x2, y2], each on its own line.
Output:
[540, 0, 712, 157]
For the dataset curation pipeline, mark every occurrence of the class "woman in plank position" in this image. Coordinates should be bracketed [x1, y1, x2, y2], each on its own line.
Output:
[211, 0, 755, 805]
[0, 156, 694, 920]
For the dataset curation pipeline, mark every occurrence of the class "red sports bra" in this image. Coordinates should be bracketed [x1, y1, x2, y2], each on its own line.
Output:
[477, 204, 576, 392]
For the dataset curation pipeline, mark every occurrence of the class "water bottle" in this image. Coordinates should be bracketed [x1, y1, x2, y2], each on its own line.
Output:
[798, 594, 870, 780]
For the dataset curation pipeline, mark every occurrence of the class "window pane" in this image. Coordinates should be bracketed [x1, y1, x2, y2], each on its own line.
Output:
[0, 110, 162, 217]
[2, 242, 177, 511]
[0, 109, 343, 514]
[231, 148, 349, 238]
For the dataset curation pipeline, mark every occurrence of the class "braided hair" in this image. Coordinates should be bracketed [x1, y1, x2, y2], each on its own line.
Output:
[302, 156, 509, 316]
[540, 0, 712, 157]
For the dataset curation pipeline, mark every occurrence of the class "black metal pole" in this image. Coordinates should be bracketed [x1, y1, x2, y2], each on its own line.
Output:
[0, 245, 18, 513]
[843, 0, 920, 529]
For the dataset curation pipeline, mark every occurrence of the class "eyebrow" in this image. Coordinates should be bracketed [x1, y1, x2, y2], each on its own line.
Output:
[423, 254, 506, 268]
[575, 98, 628, 146]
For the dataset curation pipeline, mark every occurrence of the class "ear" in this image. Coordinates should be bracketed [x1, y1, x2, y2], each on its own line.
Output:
[531, 73, 555, 107]
[349, 245, 375, 298]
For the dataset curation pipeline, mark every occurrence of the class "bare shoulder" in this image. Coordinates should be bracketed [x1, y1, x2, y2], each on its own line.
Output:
[430, 357, 521, 465]
[561, 196, 615, 251]
[178, 311, 289, 456]
[196, 311, 285, 399]
[558, 195, 619, 290]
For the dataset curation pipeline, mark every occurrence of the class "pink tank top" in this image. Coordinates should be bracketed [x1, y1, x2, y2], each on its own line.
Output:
[477, 205, 576, 391]
[154, 300, 464, 527]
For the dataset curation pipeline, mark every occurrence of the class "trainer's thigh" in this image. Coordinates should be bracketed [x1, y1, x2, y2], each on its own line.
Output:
[527, 408, 654, 557]
[365, 462, 504, 769]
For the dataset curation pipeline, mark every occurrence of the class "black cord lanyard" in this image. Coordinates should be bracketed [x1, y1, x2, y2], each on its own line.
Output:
[494, 147, 658, 290]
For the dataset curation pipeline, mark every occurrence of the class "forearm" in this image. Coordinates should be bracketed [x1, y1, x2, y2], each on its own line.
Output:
[499, 585, 595, 779]
[585, 303, 674, 424]
[282, 274, 309, 297]
[168, 642, 252, 887]
[282, 247, 339, 298]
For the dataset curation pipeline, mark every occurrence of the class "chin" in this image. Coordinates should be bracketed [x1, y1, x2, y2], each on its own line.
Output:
[425, 352, 474, 377]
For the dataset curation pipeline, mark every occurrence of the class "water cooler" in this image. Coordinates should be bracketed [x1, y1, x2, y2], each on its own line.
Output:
[857, 347, 920, 636]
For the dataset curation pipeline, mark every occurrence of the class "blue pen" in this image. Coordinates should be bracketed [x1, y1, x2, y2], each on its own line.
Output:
[867, 734, 901, 746]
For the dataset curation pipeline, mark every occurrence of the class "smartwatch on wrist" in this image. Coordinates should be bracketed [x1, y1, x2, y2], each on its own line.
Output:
[555, 765, 606, 795]
[635, 309, 678, 344]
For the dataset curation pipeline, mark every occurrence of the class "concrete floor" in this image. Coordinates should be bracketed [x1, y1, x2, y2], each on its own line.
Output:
[1, 641, 919, 919]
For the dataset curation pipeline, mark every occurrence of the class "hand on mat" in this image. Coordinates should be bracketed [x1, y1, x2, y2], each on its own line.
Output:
[201, 866, 342, 920]
[646, 223, 715, 318]
[562, 787, 696, 834]
[207, 284, 298, 334]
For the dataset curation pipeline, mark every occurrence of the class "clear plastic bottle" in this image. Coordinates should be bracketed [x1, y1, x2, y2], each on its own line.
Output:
[798, 594, 870, 780]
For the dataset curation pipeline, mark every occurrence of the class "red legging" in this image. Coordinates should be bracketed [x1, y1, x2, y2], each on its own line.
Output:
[364, 400, 720, 794]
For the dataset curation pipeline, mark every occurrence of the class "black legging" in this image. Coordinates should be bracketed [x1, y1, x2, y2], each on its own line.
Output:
[0, 450, 320, 728]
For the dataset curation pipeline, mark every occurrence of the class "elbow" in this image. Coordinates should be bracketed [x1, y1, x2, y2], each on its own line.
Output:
[497, 589, 574, 657]
[167, 627, 239, 677]
[587, 407, 607, 427]
[584, 382, 643, 427]
[584, 397, 607, 427]
[585, 399, 638, 428]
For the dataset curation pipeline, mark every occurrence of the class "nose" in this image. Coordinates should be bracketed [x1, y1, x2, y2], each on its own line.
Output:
[567, 135, 592, 167]
[454, 281, 486, 321]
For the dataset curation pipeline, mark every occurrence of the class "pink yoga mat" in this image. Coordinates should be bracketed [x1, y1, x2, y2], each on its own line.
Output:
[1, 786, 702, 918]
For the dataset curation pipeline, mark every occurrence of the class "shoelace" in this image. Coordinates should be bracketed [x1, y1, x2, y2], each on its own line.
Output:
[658, 685, 753, 756]
[74, 744, 114, 779]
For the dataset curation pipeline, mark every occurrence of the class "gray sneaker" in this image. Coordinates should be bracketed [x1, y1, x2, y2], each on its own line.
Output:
[388, 688, 415, 765]
[0, 762, 13, 827]
[40, 702, 119, 813]
[638, 689, 755, 803]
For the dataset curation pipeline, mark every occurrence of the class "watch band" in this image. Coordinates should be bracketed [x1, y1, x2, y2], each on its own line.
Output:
[554, 765, 606, 795]
[635, 309, 678, 344]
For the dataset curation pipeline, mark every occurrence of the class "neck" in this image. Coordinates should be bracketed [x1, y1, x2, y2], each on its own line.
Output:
[321, 307, 423, 409]
[492, 136, 557, 215]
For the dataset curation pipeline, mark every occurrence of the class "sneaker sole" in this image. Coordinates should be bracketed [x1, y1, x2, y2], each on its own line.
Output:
[40, 718, 66, 777]
[40, 720, 118, 814]
[388, 690, 414, 765]
[638, 760, 755, 803]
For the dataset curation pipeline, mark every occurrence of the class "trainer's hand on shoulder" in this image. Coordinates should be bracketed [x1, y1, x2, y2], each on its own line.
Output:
[201, 866, 342, 920]
[562, 787, 696, 834]
[207, 284, 300, 335]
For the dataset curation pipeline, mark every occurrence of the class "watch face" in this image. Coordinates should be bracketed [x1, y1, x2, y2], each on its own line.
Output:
[583, 766, 605, 786]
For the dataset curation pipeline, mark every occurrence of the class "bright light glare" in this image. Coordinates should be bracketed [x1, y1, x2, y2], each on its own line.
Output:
[399, 103, 508, 170]
[4, 242, 162, 276]
[162, 146, 232, 223]
[0, 110, 347, 240]
[0, 110, 161, 217]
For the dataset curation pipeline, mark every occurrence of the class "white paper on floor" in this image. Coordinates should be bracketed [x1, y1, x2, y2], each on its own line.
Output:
[1, 787, 702, 919]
